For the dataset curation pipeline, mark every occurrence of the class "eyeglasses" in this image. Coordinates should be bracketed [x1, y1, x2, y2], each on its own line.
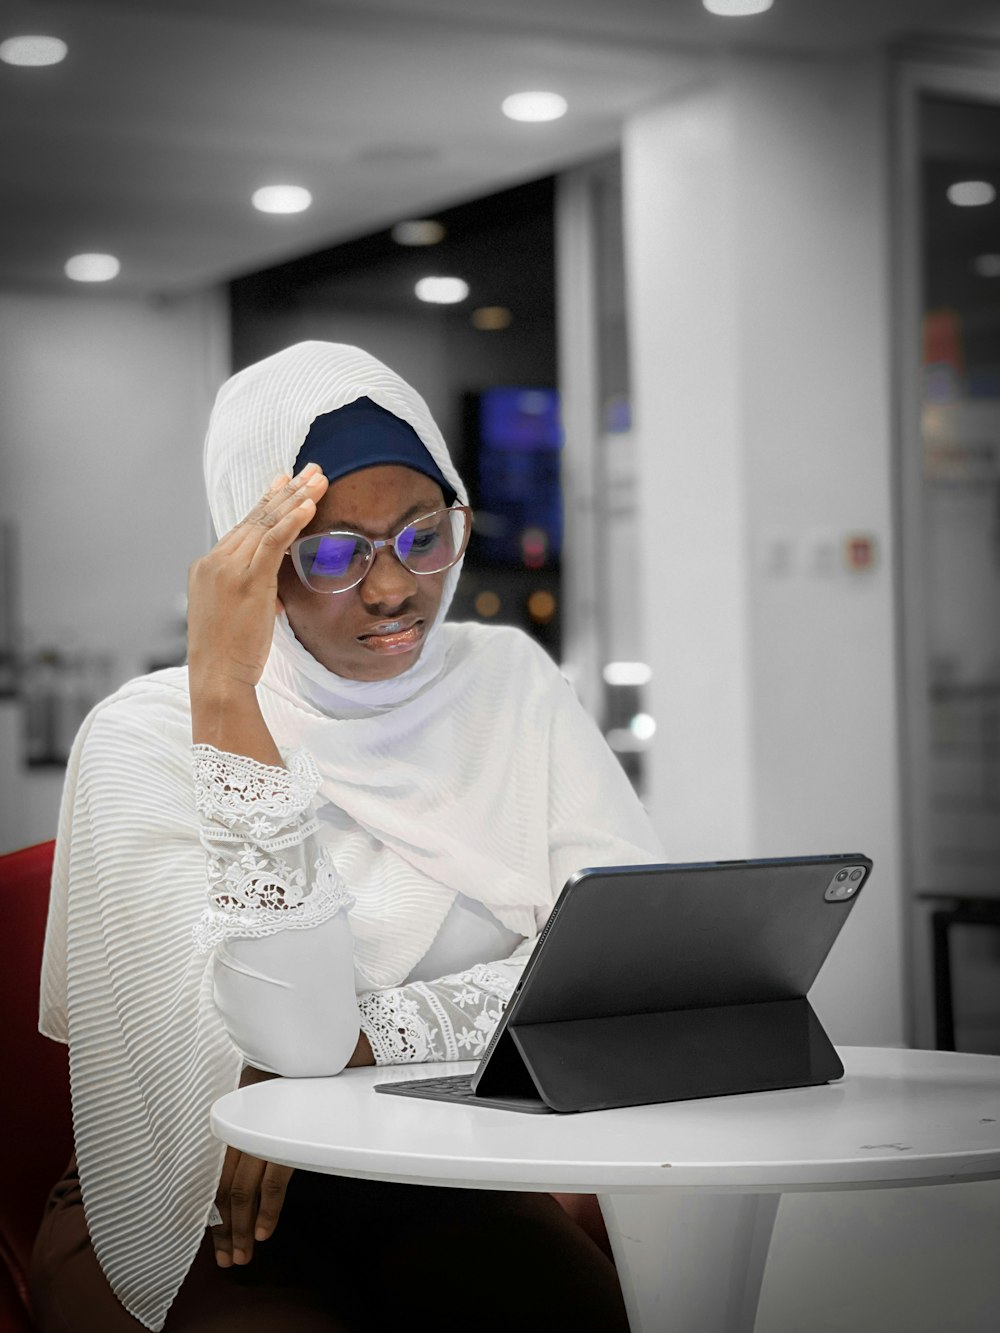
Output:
[287, 505, 472, 594]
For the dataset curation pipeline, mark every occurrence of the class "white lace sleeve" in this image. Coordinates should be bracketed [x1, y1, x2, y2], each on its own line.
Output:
[191, 743, 351, 952]
[358, 956, 526, 1064]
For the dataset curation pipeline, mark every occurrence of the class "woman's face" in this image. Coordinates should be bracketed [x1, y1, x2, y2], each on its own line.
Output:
[278, 463, 449, 681]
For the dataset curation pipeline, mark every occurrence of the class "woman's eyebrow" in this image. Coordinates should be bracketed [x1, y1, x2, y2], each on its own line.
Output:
[316, 500, 441, 534]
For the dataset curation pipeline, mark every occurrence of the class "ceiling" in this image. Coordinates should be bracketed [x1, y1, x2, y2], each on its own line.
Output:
[3, 0, 1000, 296]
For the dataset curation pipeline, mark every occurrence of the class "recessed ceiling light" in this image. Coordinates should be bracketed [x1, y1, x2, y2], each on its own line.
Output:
[251, 185, 312, 214]
[471, 306, 512, 330]
[65, 253, 120, 283]
[946, 180, 996, 208]
[391, 220, 446, 246]
[973, 253, 1000, 278]
[0, 35, 68, 66]
[702, 0, 773, 13]
[415, 276, 469, 304]
[501, 91, 568, 123]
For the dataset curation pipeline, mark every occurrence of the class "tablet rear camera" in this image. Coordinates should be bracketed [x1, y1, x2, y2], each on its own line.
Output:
[825, 866, 864, 901]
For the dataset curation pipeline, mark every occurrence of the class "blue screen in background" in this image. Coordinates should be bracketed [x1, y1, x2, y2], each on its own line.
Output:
[473, 387, 563, 568]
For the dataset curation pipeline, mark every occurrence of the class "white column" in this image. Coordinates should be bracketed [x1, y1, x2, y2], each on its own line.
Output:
[622, 52, 905, 1045]
[622, 69, 755, 859]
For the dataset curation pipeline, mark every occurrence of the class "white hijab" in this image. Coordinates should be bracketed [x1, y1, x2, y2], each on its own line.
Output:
[204, 339, 467, 705]
[207, 343, 545, 980]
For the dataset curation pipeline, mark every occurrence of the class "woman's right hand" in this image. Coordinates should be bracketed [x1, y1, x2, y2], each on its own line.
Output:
[187, 464, 328, 695]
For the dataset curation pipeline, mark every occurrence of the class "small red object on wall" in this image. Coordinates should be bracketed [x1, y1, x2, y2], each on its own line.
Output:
[845, 533, 877, 571]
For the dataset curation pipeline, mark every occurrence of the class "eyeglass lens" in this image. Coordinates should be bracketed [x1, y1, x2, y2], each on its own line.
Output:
[294, 508, 469, 592]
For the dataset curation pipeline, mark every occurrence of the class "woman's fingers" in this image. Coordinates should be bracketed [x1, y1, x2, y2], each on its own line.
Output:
[246, 484, 325, 578]
[245, 465, 326, 532]
[226, 1152, 267, 1265]
[187, 463, 327, 692]
[211, 1144, 242, 1268]
[212, 473, 290, 554]
[220, 465, 326, 555]
[212, 1149, 295, 1267]
[253, 1162, 295, 1243]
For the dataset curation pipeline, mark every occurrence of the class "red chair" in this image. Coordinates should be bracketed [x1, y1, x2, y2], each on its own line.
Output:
[0, 838, 610, 1333]
[0, 839, 71, 1332]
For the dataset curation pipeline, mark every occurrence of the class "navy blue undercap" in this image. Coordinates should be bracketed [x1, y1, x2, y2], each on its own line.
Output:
[293, 397, 456, 506]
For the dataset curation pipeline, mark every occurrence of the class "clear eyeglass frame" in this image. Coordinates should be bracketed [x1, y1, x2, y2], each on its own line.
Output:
[286, 504, 473, 594]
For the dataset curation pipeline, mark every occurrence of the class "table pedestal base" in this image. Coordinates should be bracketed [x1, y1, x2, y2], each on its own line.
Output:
[600, 1191, 780, 1333]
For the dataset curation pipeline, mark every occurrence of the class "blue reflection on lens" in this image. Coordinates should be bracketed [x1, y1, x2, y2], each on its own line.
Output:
[310, 535, 361, 577]
[396, 524, 416, 563]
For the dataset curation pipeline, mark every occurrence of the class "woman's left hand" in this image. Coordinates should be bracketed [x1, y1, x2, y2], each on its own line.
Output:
[213, 1065, 293, 1267]
[212, 1144, 294, 1267]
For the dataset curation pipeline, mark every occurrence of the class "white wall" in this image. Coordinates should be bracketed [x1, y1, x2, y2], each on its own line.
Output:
[622, 51, 1000, 1333]
[623, 51, 904, 1047]
[0, 284, 229, 852]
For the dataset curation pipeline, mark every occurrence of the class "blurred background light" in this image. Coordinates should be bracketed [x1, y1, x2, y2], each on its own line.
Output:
[415, 276, 469, 303]
[946, 180, 996, 207]
[471, 306, 513, 330]
[474, 590, 501, 618]
[972, 253, 1000, 277]
[606, 727, 649, 752]
[0, 35, 67, 65]
[391, 219, 445, 245]
[501, 91, 567, 123]
[520, 526, 548, 569]
[527, 589, 557, 623]
[64, 253, 120, 283]
[603, 661, 652, 686]
[629, 712, 657, 740]
[251, 185, 313, 214]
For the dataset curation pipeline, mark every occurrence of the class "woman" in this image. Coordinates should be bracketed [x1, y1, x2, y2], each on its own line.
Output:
[32, 341, 664, 1331]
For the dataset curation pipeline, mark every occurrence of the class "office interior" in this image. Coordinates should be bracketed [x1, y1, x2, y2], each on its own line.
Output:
[1, 3, 998, 1329]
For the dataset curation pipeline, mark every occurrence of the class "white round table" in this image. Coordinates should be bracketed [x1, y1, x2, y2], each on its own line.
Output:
[211, 1046, 1000, 1333]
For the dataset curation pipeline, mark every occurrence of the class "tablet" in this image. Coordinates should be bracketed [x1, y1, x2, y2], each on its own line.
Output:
[375, 853, 872, 1113]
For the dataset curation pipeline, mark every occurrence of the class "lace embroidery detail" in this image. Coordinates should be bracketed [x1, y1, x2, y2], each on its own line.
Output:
[193, 744, 321, 838]
[359, 990, 432, 1063]
[358, 963, 515, 1065]
[192, 744, 351, 951]
[193, 852, 352, 951]
[199, 818, 321, 854]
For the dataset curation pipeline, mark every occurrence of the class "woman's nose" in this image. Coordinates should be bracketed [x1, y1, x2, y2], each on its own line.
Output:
[360, 547, 418, 608]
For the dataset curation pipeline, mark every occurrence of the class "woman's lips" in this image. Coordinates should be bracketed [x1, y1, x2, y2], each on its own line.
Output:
[357, 619, 424, 655]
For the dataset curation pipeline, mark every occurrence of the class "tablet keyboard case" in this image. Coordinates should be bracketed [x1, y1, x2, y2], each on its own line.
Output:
[473, 857, 865, 1113]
